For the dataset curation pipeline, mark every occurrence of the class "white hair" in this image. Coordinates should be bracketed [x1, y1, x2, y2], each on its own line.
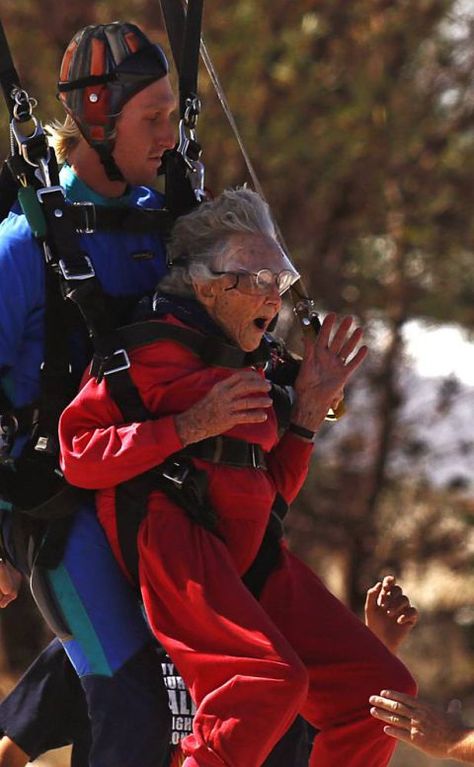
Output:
[158, 187, 278, 296]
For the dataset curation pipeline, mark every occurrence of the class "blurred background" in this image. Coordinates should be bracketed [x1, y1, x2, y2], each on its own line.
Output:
[0, 1, 473, 765]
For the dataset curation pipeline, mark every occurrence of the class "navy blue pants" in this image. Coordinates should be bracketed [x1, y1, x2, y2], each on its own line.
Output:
[0, 638, 89, 765]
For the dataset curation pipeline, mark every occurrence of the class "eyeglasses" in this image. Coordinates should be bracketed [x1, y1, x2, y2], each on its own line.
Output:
[211, 268, 300, 296]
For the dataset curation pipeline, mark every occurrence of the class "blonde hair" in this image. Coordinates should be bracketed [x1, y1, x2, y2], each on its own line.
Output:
[45, 114, 81, 163]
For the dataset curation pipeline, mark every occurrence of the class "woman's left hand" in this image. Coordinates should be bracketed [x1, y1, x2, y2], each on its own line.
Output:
[291, 313, 367, 432]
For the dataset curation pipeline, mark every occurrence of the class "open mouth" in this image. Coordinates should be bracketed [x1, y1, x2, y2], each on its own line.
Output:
[253, 317, 268, 330]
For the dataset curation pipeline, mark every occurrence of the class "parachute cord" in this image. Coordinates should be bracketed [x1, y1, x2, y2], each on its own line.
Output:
[199, 38, 290, 254]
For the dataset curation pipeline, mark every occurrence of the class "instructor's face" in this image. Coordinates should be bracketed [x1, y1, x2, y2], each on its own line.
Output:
[113, 77, 177, 186]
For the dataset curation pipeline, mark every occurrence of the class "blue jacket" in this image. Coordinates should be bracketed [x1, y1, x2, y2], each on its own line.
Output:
[0, 165, 168, 413]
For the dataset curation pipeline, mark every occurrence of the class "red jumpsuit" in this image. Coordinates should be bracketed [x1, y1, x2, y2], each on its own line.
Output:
[60, 315, 416, 767]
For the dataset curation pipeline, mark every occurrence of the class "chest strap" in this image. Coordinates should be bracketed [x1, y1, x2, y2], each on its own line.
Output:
[115, 455, 213, 586]
[91, 320, 270, 431]
[69, 203, 174, 236]
[91, 320, 268, 380]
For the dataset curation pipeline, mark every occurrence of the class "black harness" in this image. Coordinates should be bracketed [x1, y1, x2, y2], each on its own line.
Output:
[0, 13, 198, 530]
[89, 317, 289, 595]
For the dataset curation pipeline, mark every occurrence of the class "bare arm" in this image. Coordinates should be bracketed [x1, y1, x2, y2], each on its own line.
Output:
[369, 691, 474, 763]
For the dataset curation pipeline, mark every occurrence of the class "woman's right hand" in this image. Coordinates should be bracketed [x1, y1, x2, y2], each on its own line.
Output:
[175, 370, 273, 446]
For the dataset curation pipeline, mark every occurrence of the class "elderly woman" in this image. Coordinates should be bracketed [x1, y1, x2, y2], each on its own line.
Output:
[59, 188, 416, 767]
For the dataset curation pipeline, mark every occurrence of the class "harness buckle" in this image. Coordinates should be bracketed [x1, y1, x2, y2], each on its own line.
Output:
[36, 185, 66, 204]
[58, 255, 95, 281]
[183, 95, 201, 128]
[249, 444, 266, 470]
[91, 349, 131, 382]
[101, 349, 131, 377]
[73, 201, 96, 234]
[161, 460, 190, 489]
[11, 116, 50, 169]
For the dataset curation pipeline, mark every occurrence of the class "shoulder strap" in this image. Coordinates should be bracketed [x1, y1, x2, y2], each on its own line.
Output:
[91, 319, 269, 426]
[68, 203, 174, 236]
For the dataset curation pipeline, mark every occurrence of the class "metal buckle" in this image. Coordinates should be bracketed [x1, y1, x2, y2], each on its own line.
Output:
[249, 444, 266, 470]
[161, 460, 190, 489]
[183, 95, 201, 128]
[36, 185, 66, 204]
[249, 444, 259, 469]
[58, 255, 95, 281]
[102, 349, 131, 376]
[73, 201, 96, 234]
[11, 116, 50, 169]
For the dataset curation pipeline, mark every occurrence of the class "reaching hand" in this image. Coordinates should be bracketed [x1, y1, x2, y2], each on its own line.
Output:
[365, 575, 418, 653]
[369, 691, 473, 761]
[291, 314, 367, 431]
[0, 560, 22, 608]
[175, 370, 273, 446]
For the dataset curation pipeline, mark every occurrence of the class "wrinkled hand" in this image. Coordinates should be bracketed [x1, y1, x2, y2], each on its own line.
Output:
[365, 575, 418, 653]
[175, 371, 273, 446]
[291, 314, 367, 431]
[369, 691, 470, 759]
[0, 560, 22, 608]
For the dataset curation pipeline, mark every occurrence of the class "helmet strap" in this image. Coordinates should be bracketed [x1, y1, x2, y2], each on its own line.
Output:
[94, 143, 125, 182]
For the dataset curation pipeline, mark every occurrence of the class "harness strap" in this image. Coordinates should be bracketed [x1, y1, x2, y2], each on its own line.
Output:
[69, 203, 175, 236]
[158, 0, 203, 118]
[35, 264, 75, 455]
[183, 436, 266, 470]
[115, 457, 217, 585]
[178, 0, 204, 120]
[0, 20, 21, 119]
[91, 320, 269, 381]
[0, 160, 18, 222]
[158, 0, 186, 77]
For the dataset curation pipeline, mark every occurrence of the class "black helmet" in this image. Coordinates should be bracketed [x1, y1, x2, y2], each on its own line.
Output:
[57, 21, 169, 180]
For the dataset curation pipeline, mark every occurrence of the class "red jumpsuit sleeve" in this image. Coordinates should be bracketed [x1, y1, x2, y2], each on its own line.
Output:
[266, 431, 314, 504]
[59, 374, 183, 489]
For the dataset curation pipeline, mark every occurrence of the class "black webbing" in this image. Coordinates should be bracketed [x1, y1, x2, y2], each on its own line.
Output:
[2, 263, 75, 516]
[115, 474, 155, 585]
[158, 0, 186, 74]
[38, 265, 75, 447]
[69, 204, 175, 236]
[0, 161, 18, 222]
[91, 320, 268, 386]
[157, 0, 203, 118]
[0, 20, 20, 119]
[179, 0, 203, 117]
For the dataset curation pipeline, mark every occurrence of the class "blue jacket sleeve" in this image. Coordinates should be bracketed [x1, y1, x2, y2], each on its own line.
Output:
[0, 212, 45, 397]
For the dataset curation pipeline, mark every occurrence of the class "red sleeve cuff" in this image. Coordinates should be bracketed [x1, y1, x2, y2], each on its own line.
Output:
[151, 414, 184, 456]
